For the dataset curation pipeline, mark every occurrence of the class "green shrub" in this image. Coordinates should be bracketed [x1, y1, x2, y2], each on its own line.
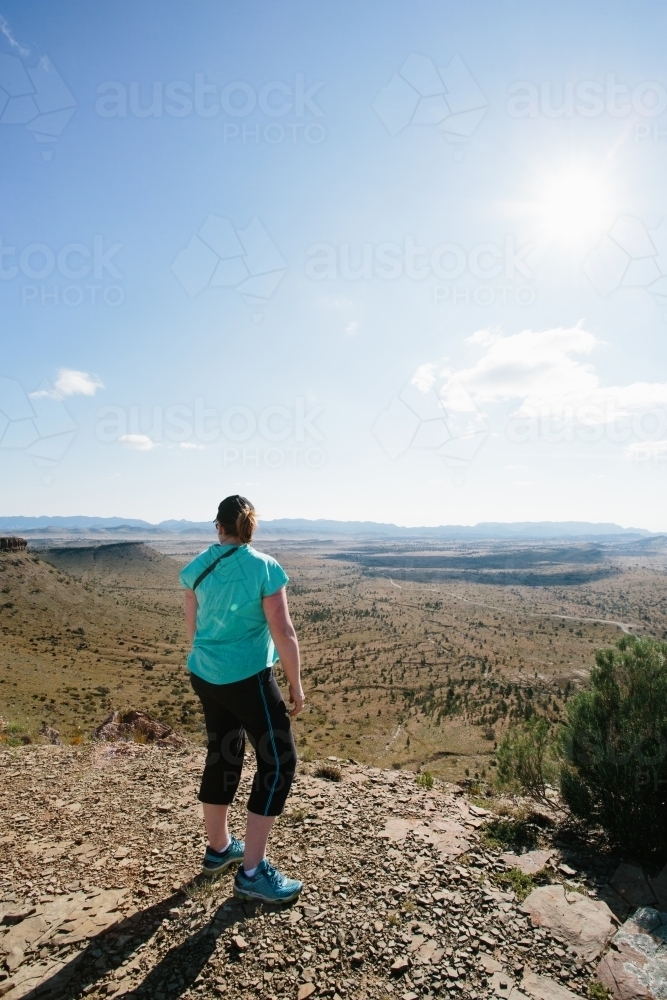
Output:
[495, 717, 557, 801]
[416, 771, 434, 789]
[587, 983, 611, 1000]
[559, 636, 667, 855]
[481, 816, 538, 851]
[491, 867, 548, 901]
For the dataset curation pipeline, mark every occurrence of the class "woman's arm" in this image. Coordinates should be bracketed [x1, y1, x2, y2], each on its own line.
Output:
[262, 587, 305, 717]
[184, 588, 198, 644]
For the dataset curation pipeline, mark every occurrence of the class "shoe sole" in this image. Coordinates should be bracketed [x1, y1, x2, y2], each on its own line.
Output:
[201, 857, 242, 877]
[233, 883, 302, 904]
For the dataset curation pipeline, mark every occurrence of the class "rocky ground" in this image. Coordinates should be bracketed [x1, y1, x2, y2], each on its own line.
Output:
[1, 740, 666, 1000]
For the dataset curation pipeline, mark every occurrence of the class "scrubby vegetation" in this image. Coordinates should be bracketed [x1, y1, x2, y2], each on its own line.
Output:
[491, 866, 550, 901]
[495, 716, 558, 802]
[495, 635, 667, 856]
[560, 635, 667, 855]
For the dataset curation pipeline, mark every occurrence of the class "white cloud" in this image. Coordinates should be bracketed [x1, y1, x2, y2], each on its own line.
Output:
[179, 442, 205, 450]
[410, 362, 438, 393]
[466, 327, 500, 347]
[54, 369, 104, 397]
[30, 369, 105, 401]
[452, 325, 667, 416]
[459, 325, 599, 405]
[345, 321, 359, 335]
[120, 434, 155, 451]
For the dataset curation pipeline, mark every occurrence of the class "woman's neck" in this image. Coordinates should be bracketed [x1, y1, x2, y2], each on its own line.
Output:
[217, 533, 242, 546]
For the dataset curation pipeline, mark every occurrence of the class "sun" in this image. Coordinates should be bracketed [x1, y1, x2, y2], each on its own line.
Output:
[533, 163, 615, 248]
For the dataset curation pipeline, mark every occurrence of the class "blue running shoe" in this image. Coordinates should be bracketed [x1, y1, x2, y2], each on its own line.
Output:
[202, 836, 245, 876]
[233, 859, 303, 904]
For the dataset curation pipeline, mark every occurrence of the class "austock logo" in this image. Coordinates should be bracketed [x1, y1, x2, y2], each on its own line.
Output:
[583, 215, 667, 315]
[95, 74, 325, 145]
[373, 52, 488, 157]
[0, 235, 124, 307]
[171, 216, 287, 306]
[0, 376, 77, 473]
[0, 53, 76, 159]
[373, 366, 489, 480]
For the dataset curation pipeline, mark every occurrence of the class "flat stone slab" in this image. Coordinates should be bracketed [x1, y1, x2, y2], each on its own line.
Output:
[480, 954, 504, 974]
[379, 815, 471, 856]
[380, 817, 416, 842]
[0, 888, 127, 982]
[501, 850, 553, 875]
[521, 883, 615, 963]
[597, 907, 667, 1000]
[522, 969, 581, 1000]
[415, 818, 471, 858]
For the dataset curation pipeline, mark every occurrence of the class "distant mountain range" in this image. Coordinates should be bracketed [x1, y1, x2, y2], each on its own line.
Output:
[0, 515, 657, 541]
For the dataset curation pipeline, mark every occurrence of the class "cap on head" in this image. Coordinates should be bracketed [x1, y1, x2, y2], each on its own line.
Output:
[216, 495, 257, 543]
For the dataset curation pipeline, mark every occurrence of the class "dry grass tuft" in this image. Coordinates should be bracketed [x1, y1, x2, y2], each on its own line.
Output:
[315, 764, 342, 782]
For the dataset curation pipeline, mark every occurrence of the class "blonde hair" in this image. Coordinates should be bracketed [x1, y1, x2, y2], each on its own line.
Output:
[234, 505, 257, 544]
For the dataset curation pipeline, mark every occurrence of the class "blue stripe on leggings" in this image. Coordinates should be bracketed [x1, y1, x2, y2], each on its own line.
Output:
[258, 671, 280, 815]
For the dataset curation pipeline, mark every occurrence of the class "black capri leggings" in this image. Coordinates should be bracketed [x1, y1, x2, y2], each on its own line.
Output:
[190, 668, 297, 817]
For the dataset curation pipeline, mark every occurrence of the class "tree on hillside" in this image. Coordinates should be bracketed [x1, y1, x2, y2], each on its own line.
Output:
[559, 636, 667, 856]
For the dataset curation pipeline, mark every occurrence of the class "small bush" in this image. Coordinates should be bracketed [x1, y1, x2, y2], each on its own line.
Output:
[495, 717, 557, 801]
[315, 764, 342, 782]
[587, 983, 611, 1000]
[491, 867, 549, 901]
[481, 816, 538, 851]
[559, 636, 667, 856]
[416, 771, 434, 789]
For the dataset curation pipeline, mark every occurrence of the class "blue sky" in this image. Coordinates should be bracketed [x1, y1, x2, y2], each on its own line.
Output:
[1, 0, 667, 528]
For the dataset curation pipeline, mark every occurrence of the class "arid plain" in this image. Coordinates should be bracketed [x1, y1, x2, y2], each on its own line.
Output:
[2, 531, 666, 781]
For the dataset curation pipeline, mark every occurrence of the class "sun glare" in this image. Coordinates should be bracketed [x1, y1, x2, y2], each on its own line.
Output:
[533, 165, 615, 248]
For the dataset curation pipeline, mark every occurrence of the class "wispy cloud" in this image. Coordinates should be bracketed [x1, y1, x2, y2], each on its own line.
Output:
[119, 434, 155, 451]
[0, 15, 29, 57]
[450, 325, 667, 415]
[30, 368, 105, 401]
[179, 442, 205, 450]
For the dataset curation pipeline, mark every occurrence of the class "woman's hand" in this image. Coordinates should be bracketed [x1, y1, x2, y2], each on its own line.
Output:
[288, 682, 305, 717]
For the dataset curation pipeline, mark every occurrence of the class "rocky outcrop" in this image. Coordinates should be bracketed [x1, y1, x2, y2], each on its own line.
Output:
[0, 538, 26, 551]
[520, 883, 616, 963]
[93, 710, 182, 745]
[597, 907, 667, 1000]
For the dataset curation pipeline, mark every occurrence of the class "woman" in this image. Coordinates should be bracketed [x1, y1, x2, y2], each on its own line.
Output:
[180, 494, 304, 904]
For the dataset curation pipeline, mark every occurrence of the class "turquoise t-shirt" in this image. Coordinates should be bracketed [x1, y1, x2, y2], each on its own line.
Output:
[179, 544, 289, 685]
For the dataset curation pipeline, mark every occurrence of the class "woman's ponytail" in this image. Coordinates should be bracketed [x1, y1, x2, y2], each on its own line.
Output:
[235, 505, 257, 544]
